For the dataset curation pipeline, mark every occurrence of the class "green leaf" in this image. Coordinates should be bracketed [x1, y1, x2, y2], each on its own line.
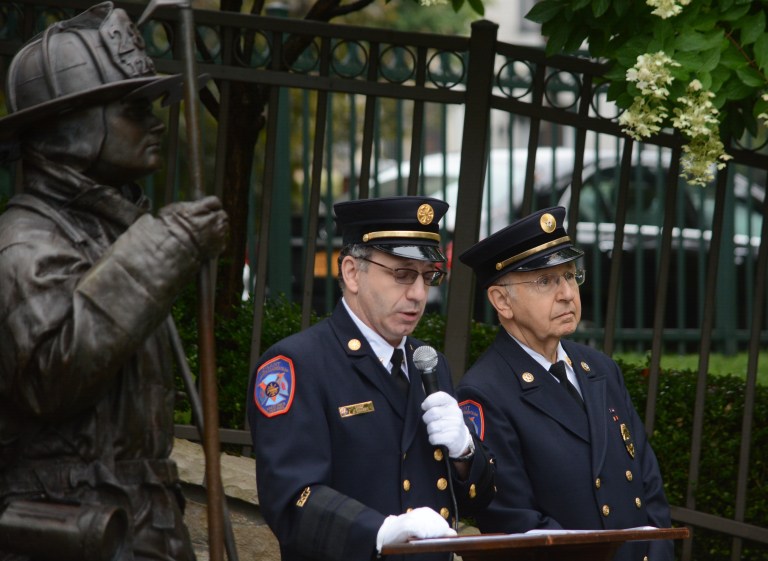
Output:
[526, 0, 566, 24]
[604, 65, 628, 82]
[672, 51, 701, 69]
[544, 25, 570, 55]
[615, 36, 654, 67]
[563, 25, 589, 52]
[754, 34, 768, 72]
[610, 0, 632, 17]
[720, 74, 759, 100]
[718, 3, 751, 21]
[451, 0, 464, 12]
[651, 19, 676, 50]
[720, 44, 748, 69]
[586, 29, 610, 56]
[573, 0, 591, 9]
[754, 95, 768, 119]
[737, 9, 765, 46]
[709, 66, 731, 92]
[735, 65, 766, 88]
[466, 0, 485, 16]
[674, 29, 725, 52]
[591, 0, 610, 17]
[699, 47, 722, 73]
[614, 90, 635, 110]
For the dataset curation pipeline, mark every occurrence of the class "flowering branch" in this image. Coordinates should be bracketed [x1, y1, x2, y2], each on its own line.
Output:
[527, 0, 768, 187]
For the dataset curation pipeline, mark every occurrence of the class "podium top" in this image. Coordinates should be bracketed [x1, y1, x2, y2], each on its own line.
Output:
[382, 526, 690, 558]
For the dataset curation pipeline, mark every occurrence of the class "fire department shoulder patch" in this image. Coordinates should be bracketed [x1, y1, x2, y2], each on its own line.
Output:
[254, 355, 296, 417]
[459, 399, 485, 441]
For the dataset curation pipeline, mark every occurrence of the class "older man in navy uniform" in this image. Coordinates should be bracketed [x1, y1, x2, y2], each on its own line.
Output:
[248, 196, 495, 561]
[456, 207, 672, 561]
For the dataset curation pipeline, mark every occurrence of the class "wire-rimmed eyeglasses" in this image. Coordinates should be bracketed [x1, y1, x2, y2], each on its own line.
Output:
[496, 269, 586, 294]
[359, 257, 446, 287]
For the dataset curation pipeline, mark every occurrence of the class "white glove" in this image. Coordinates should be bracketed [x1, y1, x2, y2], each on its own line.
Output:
[376, 507, 457, 552]
[421, 391, 473, 458]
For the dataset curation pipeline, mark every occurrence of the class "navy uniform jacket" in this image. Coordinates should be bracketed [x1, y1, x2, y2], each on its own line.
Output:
[247, 303, 495, 561]
[456, 330, 673, 561]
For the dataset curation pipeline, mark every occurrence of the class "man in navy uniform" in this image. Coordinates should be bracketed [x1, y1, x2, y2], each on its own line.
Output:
[247, 196, 495, 561]
[456, 207, 672, 561]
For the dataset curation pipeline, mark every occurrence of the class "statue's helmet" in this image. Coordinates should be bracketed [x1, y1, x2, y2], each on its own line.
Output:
[0, 1, 185, 144]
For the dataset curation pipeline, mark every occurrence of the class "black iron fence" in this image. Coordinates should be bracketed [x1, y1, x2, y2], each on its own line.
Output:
[1, 1, 767, 559]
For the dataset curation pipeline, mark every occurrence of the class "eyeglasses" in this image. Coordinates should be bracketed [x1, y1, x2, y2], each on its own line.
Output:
[497, 269, 586, 294]
[359, 257, 446, 287]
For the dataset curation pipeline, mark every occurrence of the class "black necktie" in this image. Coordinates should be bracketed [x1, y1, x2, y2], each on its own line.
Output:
[390, 348, 410, 396]
[549, 360, 585, 410]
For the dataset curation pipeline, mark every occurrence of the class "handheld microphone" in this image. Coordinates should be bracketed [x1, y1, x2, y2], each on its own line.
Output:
[413, 344, 460, 533]
[413, 345, 440, 395]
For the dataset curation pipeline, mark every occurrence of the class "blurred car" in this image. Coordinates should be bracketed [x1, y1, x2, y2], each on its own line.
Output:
[555, 150, 764, 332]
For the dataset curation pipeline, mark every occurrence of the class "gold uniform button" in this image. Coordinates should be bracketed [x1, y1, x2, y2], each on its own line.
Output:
[469, 484, 477, 499]
[595, 478, 601, 489]
[406, 507, 413, 513]
[635, 497, 642, 508]
[437, 478, 448, 491]
[626, 470, 633, 481]
[643, 557, 649, 561]
[440, 507, 450, 519]
[602, 505, 610, 517]
[347, 339, 361, 351]
[434, 448, 444, 461]
[403, 480, 411, 492]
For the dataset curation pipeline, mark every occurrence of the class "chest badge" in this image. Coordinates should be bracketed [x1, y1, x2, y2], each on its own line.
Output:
[339, 401, 375, 417]
[620, 423, 636, 459]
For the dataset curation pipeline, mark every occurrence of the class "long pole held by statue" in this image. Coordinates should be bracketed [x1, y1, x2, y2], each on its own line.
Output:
[137, 3, 228, 561]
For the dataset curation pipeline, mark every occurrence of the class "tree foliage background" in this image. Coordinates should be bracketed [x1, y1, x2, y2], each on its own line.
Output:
[527, 0, 768, 185]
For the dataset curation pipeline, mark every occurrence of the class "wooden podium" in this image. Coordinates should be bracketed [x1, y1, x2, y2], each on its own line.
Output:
[382, 526, 689, 560]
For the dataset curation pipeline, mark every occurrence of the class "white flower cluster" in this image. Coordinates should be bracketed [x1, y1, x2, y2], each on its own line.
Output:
[673, 80, 731, 186]
[619, 52, 679, 139]
[620, 53, 732, 186]
[646, 0, 692, 19]
[419, 0, 448, 6]
[759, 93, 768, 129]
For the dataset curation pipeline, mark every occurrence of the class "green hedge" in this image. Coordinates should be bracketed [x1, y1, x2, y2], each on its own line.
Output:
[173, 295, 768, 560]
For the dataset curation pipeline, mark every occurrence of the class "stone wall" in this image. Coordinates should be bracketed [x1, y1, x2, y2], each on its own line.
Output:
[171, 438, 281, 561]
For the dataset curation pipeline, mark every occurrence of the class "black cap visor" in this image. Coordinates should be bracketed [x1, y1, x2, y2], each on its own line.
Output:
[373, 244, 446, 263]
[515, 246, 584, 272]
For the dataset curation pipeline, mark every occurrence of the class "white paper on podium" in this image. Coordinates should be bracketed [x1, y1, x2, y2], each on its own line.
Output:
[524, 526, 660, 536]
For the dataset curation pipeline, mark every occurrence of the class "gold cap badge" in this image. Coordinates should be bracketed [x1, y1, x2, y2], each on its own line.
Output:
[540, 213, 556, 233]
[417, 203, 434, 225]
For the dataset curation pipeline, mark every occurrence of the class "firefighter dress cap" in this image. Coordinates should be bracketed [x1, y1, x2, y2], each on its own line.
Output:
[459, 206, 584, 288]
[0, 1, 193, 142]
[333, 196, 449, 262]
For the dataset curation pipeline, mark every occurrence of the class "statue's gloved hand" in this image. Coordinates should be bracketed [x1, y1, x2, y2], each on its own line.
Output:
[375, 507, 456, 553]
[159, 196, 229, 259]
